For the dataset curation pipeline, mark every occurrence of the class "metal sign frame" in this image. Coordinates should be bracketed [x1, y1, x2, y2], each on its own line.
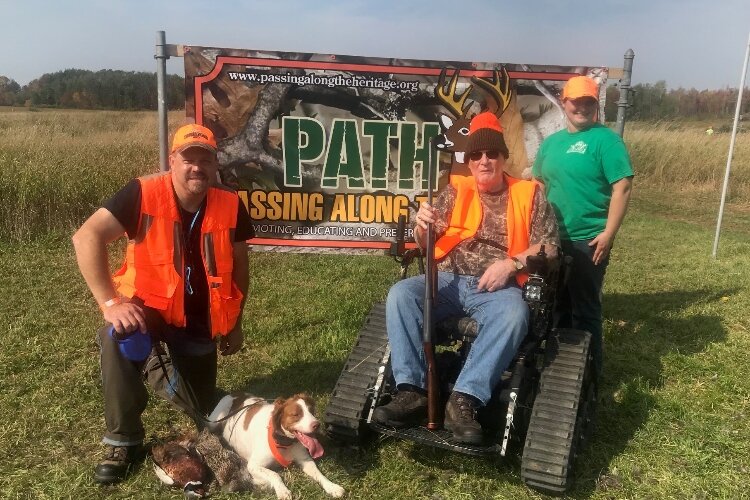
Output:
[154, 31, 636, 253]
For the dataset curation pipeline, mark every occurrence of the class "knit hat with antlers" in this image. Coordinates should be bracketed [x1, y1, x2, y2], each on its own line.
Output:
[465, 112, 509, 159]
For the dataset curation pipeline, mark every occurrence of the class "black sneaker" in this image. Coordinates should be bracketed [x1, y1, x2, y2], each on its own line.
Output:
[93, 444, 142, 484]
[371, 387, 428, 427]
[444, 392, 483, 445]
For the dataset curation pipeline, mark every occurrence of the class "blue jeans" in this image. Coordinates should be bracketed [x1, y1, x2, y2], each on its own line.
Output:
[386, 271, 529, 405]
[556, 239, 609, 376]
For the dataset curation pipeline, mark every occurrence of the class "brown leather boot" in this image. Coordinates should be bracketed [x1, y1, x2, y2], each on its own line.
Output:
[93, 444, 143, 484]
[444, 392, 483, 444]
[371, 387, 427, 427]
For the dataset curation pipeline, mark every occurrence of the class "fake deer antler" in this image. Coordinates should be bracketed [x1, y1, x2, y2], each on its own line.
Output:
[436, 68, 473, 119]
[471, 67, 512, 116]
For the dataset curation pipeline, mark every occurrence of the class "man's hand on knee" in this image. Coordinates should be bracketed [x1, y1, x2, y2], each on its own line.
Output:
[477, 260, 515, 292]
[104, 301, 147, 335]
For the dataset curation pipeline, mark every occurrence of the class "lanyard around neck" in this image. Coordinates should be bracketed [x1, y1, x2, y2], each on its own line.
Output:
[186, 206, 202, 240]
[182, 206, 203, 296]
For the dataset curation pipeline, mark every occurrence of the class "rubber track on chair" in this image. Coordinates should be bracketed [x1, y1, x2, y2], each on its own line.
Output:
[324, 302, 389, 443]
[521, 328, 592, 495]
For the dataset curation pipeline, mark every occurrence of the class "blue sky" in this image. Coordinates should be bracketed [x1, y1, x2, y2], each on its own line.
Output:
[4, 0, 749, 89]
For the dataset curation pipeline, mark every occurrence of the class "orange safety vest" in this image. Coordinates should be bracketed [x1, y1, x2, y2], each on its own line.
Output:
[112, 173, 243, 338]
[434, 174, 538, 286]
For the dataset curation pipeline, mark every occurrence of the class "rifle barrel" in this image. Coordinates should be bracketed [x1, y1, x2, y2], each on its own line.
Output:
[423, 146, 441, 429]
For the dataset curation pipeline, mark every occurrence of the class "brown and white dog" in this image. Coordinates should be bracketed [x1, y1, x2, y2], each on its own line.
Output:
[208, 392, 345, 500]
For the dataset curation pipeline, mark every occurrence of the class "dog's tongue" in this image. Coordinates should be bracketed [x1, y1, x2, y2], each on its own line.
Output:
[294, 431, 324, 459]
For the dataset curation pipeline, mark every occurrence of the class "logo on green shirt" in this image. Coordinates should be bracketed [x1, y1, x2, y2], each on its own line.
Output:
[566, 140, 588, 154]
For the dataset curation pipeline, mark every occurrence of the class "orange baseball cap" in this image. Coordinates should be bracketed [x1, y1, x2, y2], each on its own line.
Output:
[170, 124, 217, 154]
[562, 76, 599, 101]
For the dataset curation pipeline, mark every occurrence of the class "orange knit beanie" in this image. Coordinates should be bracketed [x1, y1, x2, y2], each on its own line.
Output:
[465, 112, 509, 158]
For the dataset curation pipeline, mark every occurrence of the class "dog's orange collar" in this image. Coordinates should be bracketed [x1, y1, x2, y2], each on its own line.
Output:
[268, 423, 292, 468]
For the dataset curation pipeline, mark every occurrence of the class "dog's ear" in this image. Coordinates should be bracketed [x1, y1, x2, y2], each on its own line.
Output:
[271, 397, 287, 431]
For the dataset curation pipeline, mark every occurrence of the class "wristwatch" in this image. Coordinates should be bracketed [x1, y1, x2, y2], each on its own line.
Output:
[510, 256, 524, 272]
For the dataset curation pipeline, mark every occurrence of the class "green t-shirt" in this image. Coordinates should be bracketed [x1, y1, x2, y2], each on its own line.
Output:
[531, 124, 633, 241]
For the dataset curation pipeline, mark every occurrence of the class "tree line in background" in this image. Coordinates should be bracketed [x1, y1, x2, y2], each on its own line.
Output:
[1, 69, 749, 121]
[604, 81, 750, 123]
[0, 70, 185, 110]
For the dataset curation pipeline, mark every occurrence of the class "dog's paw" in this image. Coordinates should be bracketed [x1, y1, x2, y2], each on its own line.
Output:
[275, 486, 292, 500]
[325, 483, 345, 498]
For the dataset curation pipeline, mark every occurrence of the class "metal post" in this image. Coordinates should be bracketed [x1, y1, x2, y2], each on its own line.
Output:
[155, 31, 170, 172]
[615, 49, 635, 138]
[712, 31, 750, 259]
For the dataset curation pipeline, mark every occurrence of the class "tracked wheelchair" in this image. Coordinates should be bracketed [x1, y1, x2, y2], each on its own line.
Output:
[323, 214, 598, 495]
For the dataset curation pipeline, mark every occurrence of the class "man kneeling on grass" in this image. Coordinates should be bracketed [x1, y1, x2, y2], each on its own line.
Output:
[72, 124, 253, 484]
[371, 112, 559, 444]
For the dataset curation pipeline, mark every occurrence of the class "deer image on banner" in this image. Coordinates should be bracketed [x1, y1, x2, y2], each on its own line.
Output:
[433, 67, 529, 178]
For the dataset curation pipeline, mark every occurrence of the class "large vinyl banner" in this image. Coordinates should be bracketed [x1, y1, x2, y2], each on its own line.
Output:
[184, 47, 610, 252]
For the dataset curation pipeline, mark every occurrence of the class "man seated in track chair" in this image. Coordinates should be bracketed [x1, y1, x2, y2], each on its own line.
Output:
[371, 112, 559, 444]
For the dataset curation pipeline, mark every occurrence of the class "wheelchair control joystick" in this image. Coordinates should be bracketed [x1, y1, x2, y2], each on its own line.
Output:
[525, 244, 549, 277]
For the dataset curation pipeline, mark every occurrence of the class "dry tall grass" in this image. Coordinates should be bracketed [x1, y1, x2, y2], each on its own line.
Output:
[1, 108, 748, 242]
[0, 108, 184, 241]
[627, 120, 750, 199]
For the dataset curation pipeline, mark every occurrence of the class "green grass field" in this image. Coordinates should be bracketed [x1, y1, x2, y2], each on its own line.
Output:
[1, 109, 749, 499]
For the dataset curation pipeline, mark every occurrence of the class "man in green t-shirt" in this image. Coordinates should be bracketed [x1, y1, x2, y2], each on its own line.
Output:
[531, 75, 633, 376]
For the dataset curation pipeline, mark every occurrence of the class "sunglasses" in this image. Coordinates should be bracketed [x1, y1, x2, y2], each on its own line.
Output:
[468, 150, 501, 162]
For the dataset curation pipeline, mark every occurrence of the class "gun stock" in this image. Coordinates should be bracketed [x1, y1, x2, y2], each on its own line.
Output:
[423, 339, 440, 429]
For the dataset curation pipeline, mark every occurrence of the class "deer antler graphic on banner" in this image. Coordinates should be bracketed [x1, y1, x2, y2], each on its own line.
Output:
[433, 66, 528, 176]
